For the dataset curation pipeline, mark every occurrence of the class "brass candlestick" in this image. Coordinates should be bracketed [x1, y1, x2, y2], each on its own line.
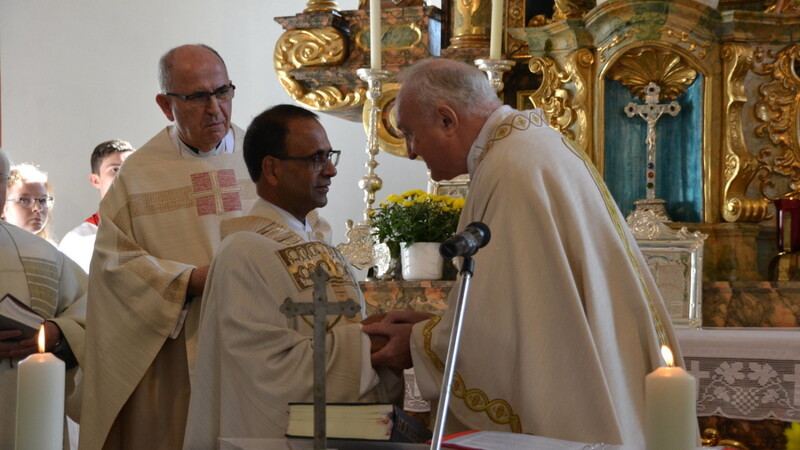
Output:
[474, 58, 516, 93]
[337, 68, 393, 271]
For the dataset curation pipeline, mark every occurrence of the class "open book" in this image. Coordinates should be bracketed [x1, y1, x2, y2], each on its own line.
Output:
[0, 293, 44, 341]
[285, 403, 432, 443]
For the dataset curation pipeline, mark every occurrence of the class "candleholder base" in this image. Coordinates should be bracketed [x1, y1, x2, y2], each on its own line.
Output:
[474, 59, 516, 93]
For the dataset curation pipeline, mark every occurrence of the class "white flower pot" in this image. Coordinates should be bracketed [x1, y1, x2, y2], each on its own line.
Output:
[400, 242, 443, 281]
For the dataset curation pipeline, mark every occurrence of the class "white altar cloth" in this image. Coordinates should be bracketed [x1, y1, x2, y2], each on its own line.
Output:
[676, 327, 800, 422]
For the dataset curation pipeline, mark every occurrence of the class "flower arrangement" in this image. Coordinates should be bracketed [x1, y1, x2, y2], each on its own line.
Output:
[371, 189, 465, 257]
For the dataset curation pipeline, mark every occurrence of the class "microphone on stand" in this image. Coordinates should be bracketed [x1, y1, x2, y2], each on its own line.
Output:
[439, 222, 491, 259]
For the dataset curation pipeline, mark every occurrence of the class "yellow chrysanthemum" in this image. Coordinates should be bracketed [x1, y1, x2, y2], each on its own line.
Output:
[786, 422, 800, 450]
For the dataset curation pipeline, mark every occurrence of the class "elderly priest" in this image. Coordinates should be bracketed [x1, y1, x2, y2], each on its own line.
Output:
[183, 105, 402, 448]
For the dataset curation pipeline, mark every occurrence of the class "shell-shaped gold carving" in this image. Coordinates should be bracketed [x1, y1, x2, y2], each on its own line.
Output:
[721, 43, 770, 222]
[754, 44, 800, 194]
[527, 56, 575, 140]
[607, 47, 698, 101]
[274, 27, 365, 111]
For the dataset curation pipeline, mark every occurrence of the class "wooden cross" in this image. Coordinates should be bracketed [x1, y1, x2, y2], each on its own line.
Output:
[624, 82, 681, 201]
[279, 264, 361, 450]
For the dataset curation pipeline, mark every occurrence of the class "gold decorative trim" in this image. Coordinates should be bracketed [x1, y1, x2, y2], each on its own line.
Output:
[304, 0, 338, 12]
[274, 27, 366, 112]
[527, 57, 576, 140]
[553, 0, 595, 20]
[597, 28, 639, 63]
[422, 317, 522, 432]
[606, 47, 698, 101]
[755, 44, 800, 198]
[563, 49, 594, 156]
[658, 27, 712, 59]
[721, 43, 770, 222]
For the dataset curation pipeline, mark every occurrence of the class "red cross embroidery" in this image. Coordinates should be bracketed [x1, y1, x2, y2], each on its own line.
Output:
[190, 169, 242, 216]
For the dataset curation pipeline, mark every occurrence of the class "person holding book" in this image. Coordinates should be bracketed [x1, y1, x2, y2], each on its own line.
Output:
[0, 148, 88, 447]
[3, 162, 56, 243]
[58, 139, 135, 273]
[182, 105, 402, 449]
[363, 58, 683, 446]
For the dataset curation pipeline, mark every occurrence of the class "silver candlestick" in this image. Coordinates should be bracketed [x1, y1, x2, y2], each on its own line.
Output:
[474, 59, 516, 93]
[337, 68, 393, 270]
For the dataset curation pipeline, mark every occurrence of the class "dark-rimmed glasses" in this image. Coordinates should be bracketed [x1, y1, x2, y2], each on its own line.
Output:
[274, 150, 341, 172]
[6, 196, 54, 209]
[164, 83, 235, 107]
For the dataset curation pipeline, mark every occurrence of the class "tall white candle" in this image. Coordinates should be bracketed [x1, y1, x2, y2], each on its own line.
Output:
[369, 0, 382, 70]
[645, 346, 698, 450]
[15, 325, 65, 450]
[489, 0, 505, 59]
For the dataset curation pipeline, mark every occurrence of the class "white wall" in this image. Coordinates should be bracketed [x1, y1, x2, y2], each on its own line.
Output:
[0, 1, 429, 254]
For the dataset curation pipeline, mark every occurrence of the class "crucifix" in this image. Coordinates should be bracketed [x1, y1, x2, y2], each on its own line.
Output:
[624, 82, 681, 203]
[279, 264, 361, 450]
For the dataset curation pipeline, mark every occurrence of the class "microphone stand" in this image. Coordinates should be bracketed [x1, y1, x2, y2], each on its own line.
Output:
[430, 255, 476, 450]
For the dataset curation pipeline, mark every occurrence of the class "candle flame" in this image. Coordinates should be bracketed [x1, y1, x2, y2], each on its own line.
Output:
[661, 345, 674, 367]
[37, 324, 46, 353]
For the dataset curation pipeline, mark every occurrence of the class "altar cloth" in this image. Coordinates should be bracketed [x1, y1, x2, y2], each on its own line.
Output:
[676, 327, 800, 422]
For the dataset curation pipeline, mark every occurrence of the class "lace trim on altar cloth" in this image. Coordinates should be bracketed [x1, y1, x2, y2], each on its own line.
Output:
[686, 356, 800, 421]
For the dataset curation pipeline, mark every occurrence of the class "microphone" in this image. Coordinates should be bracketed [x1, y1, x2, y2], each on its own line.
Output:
[439, 222, 491, 259]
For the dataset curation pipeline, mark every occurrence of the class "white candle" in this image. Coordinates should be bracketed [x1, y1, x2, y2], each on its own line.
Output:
[489, 0, 505, 59]
[369, 0, 382, 70]
[645, 346, 697, 450]
[15, 325, 65, 450]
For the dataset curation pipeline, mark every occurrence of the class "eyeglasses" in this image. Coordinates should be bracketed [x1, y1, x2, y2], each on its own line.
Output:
[275, 150, 341, 172]
[6, 196, 54, 209]
[164, 83, 235, 107]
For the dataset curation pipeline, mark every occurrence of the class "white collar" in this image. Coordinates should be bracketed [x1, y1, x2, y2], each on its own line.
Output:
[169, 126, 234, 158]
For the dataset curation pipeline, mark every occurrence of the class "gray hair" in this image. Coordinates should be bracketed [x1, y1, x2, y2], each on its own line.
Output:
[158, 44, 226, 92]
[398, 58, 501, 121]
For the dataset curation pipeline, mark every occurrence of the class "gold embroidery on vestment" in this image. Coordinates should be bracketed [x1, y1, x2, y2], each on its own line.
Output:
[422, 316, 522, 432]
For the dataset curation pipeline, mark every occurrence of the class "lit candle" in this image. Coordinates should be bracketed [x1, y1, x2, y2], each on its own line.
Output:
[645, 345, 698, 450]
[489, 0, 505, 59]
[370, 0, 382, 70]
[15, 324, 65, 450]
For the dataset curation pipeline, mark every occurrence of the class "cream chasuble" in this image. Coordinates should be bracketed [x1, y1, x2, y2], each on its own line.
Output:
[410, 106, 682, 446]
[183, 201, 401, 449]
[0, 221, 87, 448]
[80, 125, 257, 450]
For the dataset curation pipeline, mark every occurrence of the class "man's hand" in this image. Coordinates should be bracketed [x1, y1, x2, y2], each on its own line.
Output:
[187, 265, 210, 297]
[362, 310, 436, 371]
[0, 321, 61, 360]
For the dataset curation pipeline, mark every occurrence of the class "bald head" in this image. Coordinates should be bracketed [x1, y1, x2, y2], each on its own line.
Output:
[158, 44, 226, 93]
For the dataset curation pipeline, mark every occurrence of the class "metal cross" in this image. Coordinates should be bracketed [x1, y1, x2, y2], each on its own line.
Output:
[624, 82, 681, 200]
[279, 264, 361, 450]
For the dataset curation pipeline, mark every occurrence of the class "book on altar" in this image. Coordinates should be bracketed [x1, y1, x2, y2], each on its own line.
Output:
[441, 430, 627, 449]
[0, 293, 44, 341]
[285, 403, 432, 443]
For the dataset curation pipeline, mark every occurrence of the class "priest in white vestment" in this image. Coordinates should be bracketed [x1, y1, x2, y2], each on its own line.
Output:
[80, 45, 257, 450]
[0, 149, 87, 448]
[184, 105, 402, 449]
[364, 59, 686, 446]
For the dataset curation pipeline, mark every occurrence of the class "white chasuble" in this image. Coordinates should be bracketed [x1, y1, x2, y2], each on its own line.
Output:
[80, 125, 257, 450]
[184, 204, 399, 449]
[0, 221, 87, 447]
[410, 106, 682, 446]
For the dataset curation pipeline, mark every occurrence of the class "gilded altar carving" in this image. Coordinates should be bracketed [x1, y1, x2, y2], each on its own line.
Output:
[606, 47, 697, 102]
[450, 0, 491, 48]
[274, 27, 366, 112]
[553, 0, 596, 20]
[754, 44, 800, 198]
[659, 27, 712, 59]
[597, 28, 640, 63]
[721, 43, 770, 223]
[526, 50, 593, 154]
[304, 0, 339, 12]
